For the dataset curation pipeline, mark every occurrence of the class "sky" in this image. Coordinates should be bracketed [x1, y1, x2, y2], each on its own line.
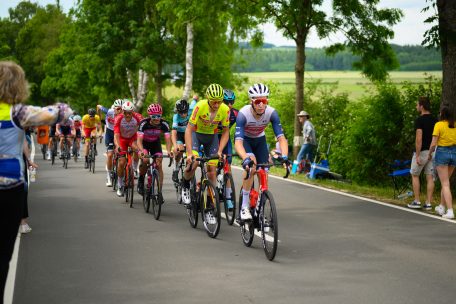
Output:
[0, 0, 434, 48]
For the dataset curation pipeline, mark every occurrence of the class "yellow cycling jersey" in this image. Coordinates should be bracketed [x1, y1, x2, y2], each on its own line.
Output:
[82, 114, 101, 129]
[189, 100, 230, 134]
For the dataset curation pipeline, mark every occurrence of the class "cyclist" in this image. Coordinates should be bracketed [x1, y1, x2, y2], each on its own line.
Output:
[137, 104, 173, 195]
[46, 122, 58, 160]
[181, 84, 230, 211]
[217, 89, 239, 210]
[171, 98, 190, 182]
[82, 108, 102, 168]
[234, 83, 290, 220]
[97, 99, 122, 186]
[56, 117, 75, 159]
[114, 100, 143, 197]
[72, 115, 82, 158]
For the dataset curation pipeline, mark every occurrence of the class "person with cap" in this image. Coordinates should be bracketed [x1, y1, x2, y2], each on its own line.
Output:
[296, 110, 316, 172]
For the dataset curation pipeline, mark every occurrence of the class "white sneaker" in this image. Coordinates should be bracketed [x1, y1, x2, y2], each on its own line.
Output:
[20, 223, 32, 234]
[134, 170, 139, 179]
[106, 175, 112, 187]
[117, 187, 124, 197]
[240, 207, 252, 220]
[206, 211, 217, 225]
[182, 187, 191, 205]
[46, 151, 51, 160]
[442, 209, 454, 219]
[435, 204, 445, 216]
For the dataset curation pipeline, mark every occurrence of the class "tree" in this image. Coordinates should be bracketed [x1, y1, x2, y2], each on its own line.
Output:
[250, 0, 402, 156]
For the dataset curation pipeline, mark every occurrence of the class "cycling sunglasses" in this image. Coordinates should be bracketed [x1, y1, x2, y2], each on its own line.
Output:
[209, 99, 223, 105]
[150, 114, 162, 119]
[123, 111, 133, 115]
[252, 98, 268, 105]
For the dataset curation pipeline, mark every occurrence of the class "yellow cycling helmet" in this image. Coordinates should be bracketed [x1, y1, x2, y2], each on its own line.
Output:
[205, 83, 224, 100]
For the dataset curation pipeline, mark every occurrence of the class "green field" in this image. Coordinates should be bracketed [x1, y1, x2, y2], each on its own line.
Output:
[163, 71, 442, 100]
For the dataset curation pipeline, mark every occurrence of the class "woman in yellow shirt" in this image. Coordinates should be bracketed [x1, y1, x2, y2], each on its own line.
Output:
[429, 104, 456, 219]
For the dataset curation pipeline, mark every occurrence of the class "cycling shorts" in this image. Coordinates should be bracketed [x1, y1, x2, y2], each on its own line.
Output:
[49, 125, 57, 137]
[142, 140, 162, 156]
[176, 131, 185, 145]
[75, 129, 81, 139]
[83, 127, 96, 140]
[118, 135, 137, 155]
[192, 132, 219, 166]
[105, 128, 114, 151]
[242, 136, 269, 167]
[59, 126, 72, 136]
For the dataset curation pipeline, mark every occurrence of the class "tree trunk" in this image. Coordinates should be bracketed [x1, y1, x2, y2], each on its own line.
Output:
[126, 68, 137, 103]
[155, 62, 163, 105]
[182, 22, 194, 100]
[135, 69, 148, 111]
[437, 0, 456, 114]
[293, 34, 306, 158]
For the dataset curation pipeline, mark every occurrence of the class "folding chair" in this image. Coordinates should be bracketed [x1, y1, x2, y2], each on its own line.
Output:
[388, 160, 412, 199]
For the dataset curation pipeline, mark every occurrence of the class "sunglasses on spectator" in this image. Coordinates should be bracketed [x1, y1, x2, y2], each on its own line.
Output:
[150, 114, 161, 119]
[252, 98, 268, 105]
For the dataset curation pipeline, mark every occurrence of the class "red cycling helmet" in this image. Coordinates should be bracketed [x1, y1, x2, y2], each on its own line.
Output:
[147, 103, 163, 116]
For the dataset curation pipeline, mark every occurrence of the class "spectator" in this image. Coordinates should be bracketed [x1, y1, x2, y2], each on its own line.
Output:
[0, 61, 72, 300]
[407, 96, 437, 210]
[429, 104, 456, 219]
[21, 135, 37, 234]
[296, 111, 316, 171]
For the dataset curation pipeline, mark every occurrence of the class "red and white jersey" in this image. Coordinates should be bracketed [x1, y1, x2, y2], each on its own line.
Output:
[114, 112, 143, 139]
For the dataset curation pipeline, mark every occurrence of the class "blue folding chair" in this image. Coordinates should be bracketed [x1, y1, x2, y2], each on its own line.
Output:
[388, 160, 411, 199]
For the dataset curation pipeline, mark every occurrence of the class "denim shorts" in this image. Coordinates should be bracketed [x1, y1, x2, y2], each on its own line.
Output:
[434, 145, 456, 167]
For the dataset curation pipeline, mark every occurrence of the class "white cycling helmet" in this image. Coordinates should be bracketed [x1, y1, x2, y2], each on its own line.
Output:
[73, 115, 82, 121]
[122, 100, 134, 111]
[248, 83, 270, 99]
[113, 99, 123, 108]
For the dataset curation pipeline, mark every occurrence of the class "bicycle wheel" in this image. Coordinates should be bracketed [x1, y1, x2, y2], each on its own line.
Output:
[238, 189, 254, 247]
[51, 141, 57, 165]
[125, 166, 131, 203]
[223, 173, 236, 225]
[187, 176, 198, 228]
[72, 142, 78, 162]
[129, 164, 134, 207]
[143, 172, 151, 213]
[112, 159, 118, 191]
[90, 146, 96, 173]
[151, 170, 161, 220]
[201, 180, 221, 238]
[260, 190, 278, 261]
[175, 165, 183, 204]
[41, 144, 47, 160]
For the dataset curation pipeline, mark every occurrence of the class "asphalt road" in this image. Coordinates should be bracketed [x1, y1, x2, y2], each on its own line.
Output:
[11, 144, 456, 304]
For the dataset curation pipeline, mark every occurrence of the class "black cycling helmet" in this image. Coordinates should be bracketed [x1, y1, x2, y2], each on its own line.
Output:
[223, 89, 235, 105]
[88, 108, 96, 116]
[175, 98, 189, 114]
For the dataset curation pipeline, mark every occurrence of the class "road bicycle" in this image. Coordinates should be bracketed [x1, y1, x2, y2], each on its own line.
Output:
[215, 155, 236, 225]
[122, 146, 135, 208]
[86, 136, 97, 173]
[41, 143, 47, 160]
[111, 151, 119, 192]
[237, 160, 290, 261]
[50, 136, 58, 165]
[141, 153, 172, 220]
[186, 154, 222, 238]
[172, 147, 189, 204]
[61, 135, 72, 169]
[72, 137, 80, 162]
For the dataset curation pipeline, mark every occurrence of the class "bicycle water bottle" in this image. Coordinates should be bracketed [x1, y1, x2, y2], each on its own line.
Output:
[250, 189, 258, 208]
[30, 167, 36, 182]
[397, 191, 413, 199]
[291, 160, 299, 174]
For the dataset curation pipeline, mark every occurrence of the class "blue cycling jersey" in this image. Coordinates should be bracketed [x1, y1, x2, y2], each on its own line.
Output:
[172, 113, 189, 133]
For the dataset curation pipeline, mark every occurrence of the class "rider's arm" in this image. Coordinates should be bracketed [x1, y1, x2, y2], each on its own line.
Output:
[171, 129, 178, 150]
[218, 127, 229, 155]
[185, 123, 196, 157]
[270, 110, 287, 157]
[234, 112, 247, 160]
[136, 134, 144, 152]
[164, 133, 172, 155]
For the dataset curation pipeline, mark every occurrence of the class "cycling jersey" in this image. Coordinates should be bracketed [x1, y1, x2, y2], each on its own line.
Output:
[82, 114, 101, 129]
[114, 112, 143, 139]
[137, 118, 171, 142]
[235, 105, 284, 140]
[172, 113, 189, 133]
[73, 120, 82, 130]
[189, 100, 230, 134]
[217, 107, 238, 134]
[99, 106, 115, 130]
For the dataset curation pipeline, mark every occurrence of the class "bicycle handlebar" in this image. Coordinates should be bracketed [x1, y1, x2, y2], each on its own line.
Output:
[244, 160, 291, 180]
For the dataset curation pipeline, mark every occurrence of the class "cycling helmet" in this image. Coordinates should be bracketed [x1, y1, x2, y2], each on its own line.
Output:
[73, 115, 81, 121]
[122, 101, 134, 111]
[248, 83, 269, 99]
[175, 99, 189, 114]
[147, 103, 163, 116]
[88, 108, 96, 116]
[205, 83, 224, 100]
[223, 89, 235, 104]
[113, 99, 123, 108]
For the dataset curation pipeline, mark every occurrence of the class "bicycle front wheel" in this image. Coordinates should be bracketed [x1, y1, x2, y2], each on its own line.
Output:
[187, 176, 198, 228]
[125, 166, 131, 203]
[223, 173, 236, 225]
[151, 170, 161, 220]
[129, 165, 134, 208]
[143, 173, 150, 213]
[201, 180, 221, 238]
[260, 190, 278, 261]
[90, 147, 96, 173]
[238, 189, 254, 247]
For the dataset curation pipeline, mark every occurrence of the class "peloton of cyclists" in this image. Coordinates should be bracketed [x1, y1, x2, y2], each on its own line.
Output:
[81, 108, 102, 168]
[234, 83, 290, 220]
